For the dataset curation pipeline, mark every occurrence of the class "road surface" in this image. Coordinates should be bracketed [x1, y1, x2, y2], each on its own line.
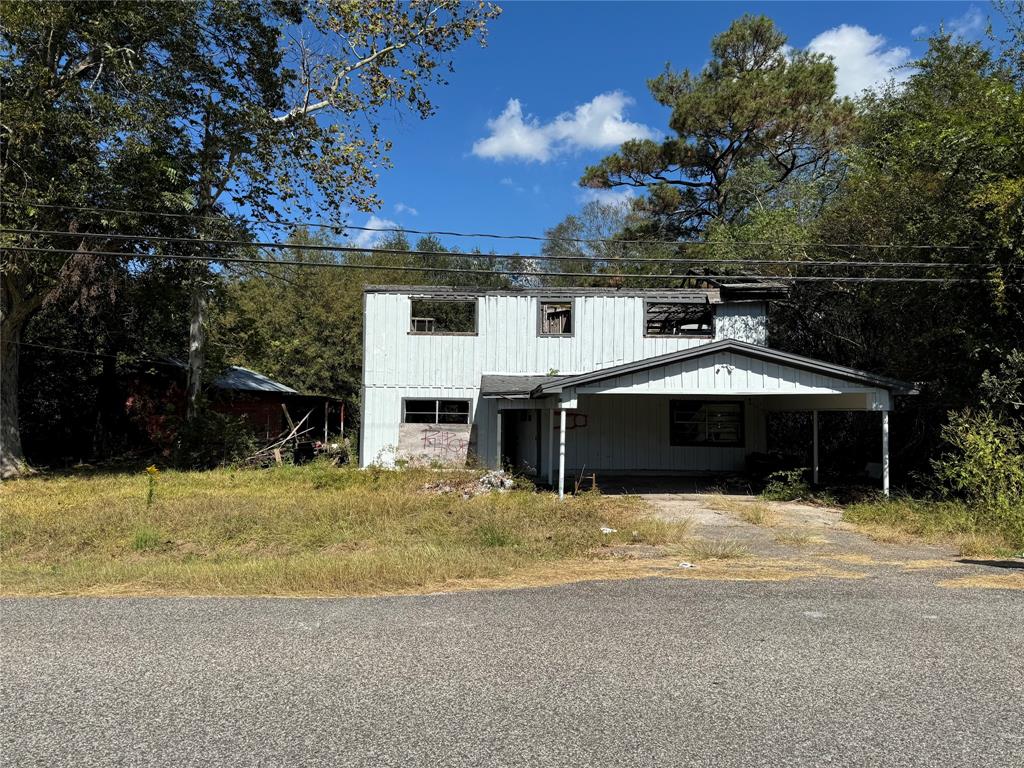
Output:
[3, 571, 1022, 767]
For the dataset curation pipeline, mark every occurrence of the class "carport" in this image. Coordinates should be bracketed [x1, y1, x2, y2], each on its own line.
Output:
[481, 339, 916, 499]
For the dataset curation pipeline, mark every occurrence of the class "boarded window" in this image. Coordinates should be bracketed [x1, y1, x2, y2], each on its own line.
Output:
[539, 301, 572, 335]
[645, 301, 714, 337]
[410, 299, 476, 334]
[403, 399, 471, 424]
[669, 401, 743, 447]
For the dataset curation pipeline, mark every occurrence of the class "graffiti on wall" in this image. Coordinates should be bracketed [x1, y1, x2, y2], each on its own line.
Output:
[397, 423, 472, 465]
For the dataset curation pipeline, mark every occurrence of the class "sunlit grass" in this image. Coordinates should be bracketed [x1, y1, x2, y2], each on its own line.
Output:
[0, 464, 690, 596]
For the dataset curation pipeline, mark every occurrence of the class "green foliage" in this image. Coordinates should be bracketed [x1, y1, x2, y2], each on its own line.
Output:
[132, 525, 163, 552]
[1, 0, 500, 473]
[171, 407, 257, 470]
[761, 469, 811, 502]
[932, 410, 1024, 544]
[580, 14, 852, 238]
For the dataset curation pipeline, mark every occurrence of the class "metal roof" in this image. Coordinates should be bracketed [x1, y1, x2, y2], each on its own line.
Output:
[532, 339, 917, 395]
[212, 366, 300, 394]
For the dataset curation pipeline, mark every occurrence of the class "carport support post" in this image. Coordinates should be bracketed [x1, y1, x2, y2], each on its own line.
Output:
[882, 410, 890, 497]
[812, 410, 819, 486]
[547, 409, 555, 486]
[558, 409, 567, 500]
[496, 411, 503, 470]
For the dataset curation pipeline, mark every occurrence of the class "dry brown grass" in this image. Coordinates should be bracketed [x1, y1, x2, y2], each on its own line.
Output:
[708, 495, 779, 527]
[681, 538, 749, 561]
[773, 529, 814, 547]
[0, 464, 695, 597]
[937, 573, 1024, 590]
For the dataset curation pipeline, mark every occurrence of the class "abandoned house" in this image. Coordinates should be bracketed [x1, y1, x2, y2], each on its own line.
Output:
[359, 284, 915, 496]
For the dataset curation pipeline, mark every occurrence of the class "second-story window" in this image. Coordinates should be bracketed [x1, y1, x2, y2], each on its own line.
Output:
[644, 301, 714, 337]
[539, 300, 573, 336]
[409, 299, 477, 334]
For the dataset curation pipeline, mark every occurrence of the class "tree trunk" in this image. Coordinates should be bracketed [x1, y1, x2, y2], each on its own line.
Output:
[1, 319, 27, 479]
[186, 282, 207, 421]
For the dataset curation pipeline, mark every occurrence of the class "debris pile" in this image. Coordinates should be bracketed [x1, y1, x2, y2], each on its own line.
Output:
[421, 469, 516, 499]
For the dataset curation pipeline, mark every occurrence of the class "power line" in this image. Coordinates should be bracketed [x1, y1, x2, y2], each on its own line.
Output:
[0, 338, 183, 367]
[1, 244, 990, 283]
[0, 198, 978, 251]
[0, 227, 989, 270]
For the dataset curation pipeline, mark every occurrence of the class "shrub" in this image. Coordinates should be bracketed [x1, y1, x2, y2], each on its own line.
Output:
[761, 468, 811, 501]
[172, 407, 257, 470]
[932, 409, 1024, 547]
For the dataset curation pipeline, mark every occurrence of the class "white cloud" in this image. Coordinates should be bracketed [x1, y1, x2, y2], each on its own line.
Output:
[393, 202, 418, 217]
[578, 186, 635, 208]
[350, 215, 398, 248]
[472, 91, 656, 162]
[808, 24, 912, 98]
[911, 24, 929, 37]
[949, 6, 985, 39]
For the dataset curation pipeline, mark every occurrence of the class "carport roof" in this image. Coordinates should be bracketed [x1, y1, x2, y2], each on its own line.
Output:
[480, 340, 917, 398]
[533, 339, 916, 395]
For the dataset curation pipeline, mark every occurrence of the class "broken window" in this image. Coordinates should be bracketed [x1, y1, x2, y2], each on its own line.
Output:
[669, 401, 743, 447]
[539, 301, 573, 336]
[409, 299, 476, 334]
[403, 399, 471, 424]
[644, 301, 714, 337]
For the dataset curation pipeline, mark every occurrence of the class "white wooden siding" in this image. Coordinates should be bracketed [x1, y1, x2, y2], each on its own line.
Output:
[529, 395, 767, 475]
[361, 292, 770, 467]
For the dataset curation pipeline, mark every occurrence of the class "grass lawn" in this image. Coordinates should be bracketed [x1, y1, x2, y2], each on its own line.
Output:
[843, 497, 1024, 557]
[0, 464, 691, 596]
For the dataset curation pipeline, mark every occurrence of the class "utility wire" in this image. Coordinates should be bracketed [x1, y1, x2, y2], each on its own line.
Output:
[0, 227, 989, 270]
[1, 244, 989, 283]
[0, 198, 978, 251]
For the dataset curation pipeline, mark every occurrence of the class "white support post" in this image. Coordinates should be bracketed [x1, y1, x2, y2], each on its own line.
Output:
[882, 410, 890, 497]
[496, 410, 503, 471]
[558, 409, 567, 501]
[812, 410, 819, 486]
[547, 410, 555, 486]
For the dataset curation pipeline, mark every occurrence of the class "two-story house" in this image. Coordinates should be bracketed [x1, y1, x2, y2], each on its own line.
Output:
[360, 284, 914, 496]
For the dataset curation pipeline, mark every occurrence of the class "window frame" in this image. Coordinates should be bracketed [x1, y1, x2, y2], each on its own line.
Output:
[408, 298, 479, 336]
[537, 299, 575, 338]
[668, 400, 744, 447]
[401, 398, 472, 425]
[643, 300, 715, 338]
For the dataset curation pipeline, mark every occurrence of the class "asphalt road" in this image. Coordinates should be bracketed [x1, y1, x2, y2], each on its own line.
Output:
[2, 576, 1022, 768]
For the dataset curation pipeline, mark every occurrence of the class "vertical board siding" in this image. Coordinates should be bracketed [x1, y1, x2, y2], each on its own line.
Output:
[362, 292, 770, 467]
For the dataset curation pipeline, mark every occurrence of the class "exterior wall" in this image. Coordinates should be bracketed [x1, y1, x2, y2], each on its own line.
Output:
[528, 395, 768, 475]
[361, 291, 768, 467]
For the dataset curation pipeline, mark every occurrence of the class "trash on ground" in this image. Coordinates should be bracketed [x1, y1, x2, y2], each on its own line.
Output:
[677, 561, 698, 569]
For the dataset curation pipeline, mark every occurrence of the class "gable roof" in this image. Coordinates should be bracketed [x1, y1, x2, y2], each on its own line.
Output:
[532, 339, 916, 396]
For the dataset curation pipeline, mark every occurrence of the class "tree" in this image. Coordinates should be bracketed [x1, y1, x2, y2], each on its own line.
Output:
[0, 0, 500, 477]
[770, 33, 1024, 478]
[579, 15, 852, 239]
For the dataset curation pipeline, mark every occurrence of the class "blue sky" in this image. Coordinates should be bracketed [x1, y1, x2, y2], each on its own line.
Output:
[343, 1, 993, 255]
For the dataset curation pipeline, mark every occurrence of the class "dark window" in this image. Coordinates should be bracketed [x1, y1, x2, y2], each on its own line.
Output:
[669, 401, 744, 447]
[410, 299, 476, 334]
[402, 399, 470, 424]
[645, 301, 714, 337]
[539, 301, 573, 335]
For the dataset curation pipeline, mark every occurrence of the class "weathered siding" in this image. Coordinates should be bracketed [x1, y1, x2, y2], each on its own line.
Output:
[360, 292, 769, 467]
[529, 395, 768, 475]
